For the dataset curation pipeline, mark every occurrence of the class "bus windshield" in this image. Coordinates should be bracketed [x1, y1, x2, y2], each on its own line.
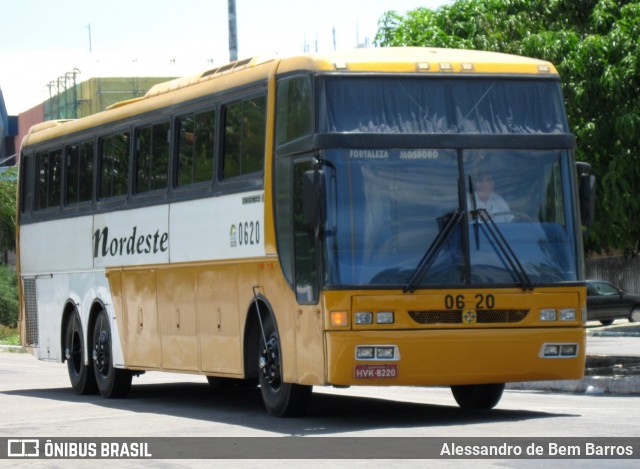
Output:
[317, 76, 578, 288]
[320, 76, 569, 134]
[322, 148, 578, 288]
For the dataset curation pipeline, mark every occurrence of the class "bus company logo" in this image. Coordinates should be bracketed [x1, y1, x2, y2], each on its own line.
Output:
[93, 226, 169, 259]
[230, 225, 237, 247]
[462, 309, 477, 324]
[7, 439, 40, 457]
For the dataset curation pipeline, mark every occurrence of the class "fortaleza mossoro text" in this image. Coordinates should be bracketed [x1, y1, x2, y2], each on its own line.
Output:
[440, 442, 634, 457]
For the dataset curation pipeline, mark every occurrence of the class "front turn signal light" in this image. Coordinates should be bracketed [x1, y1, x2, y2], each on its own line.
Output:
[330, 311, 348, 327]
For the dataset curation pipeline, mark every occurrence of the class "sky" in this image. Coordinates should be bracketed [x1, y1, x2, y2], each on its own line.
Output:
[0, 0, 451, 115]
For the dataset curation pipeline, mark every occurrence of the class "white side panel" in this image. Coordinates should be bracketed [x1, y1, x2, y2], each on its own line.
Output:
[170, 191, 265, 263]
[93, 205, 170, 268]
[32, 271, 124, 366]
[20, 216, 94, 274]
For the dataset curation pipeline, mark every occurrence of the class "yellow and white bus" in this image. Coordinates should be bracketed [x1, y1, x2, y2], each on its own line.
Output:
[17, 48, 592, 416]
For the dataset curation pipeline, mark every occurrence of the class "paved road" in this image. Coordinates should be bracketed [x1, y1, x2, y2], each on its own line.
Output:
[1, 351, 639, 468]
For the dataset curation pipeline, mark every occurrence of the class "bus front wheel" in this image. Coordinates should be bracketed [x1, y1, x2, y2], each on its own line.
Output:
[92, 309, 132, 398]
[450, 383, 505, 410]
[258, 313, 312, 417]
[64, 312, 97, 395]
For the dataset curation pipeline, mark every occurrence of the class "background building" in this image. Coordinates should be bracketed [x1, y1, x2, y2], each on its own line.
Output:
[44, 75, 176, 120]
[0, 87, 17, 167]
[11, 74, 175, 162]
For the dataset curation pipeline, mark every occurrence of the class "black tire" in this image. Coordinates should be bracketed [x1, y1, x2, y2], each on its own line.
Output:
[629, 309, 640, 323]
[64, 312, 97, 395]
[451, 383, 505, 410]
[599, 319, 614, 326]
[258, 313, 312, 417]
[206, 376, 257, 389]
[92, 309, 132, 398]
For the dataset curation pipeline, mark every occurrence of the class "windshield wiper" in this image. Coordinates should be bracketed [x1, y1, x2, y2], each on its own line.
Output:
[470, 208, 534, 291]
[403, 209, 464, 293]
[468, 175, 481, 249]
[467, 174, 532, 291]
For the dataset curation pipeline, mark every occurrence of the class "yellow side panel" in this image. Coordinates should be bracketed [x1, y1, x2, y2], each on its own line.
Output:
[157, 268, 199, 371]
[121, 269, 162, 368]
[294, 305, 324, 385]
[197, 266, 243, 374]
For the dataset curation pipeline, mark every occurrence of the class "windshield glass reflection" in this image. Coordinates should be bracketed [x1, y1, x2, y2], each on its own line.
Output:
[322, 149, 578, 288]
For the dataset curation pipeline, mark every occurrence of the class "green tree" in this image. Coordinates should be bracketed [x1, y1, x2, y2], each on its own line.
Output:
[0, 167, 18, 326]
[376, 0, 640, 255]
[0, 264, 18, 327]
[0, 167, 17, 263]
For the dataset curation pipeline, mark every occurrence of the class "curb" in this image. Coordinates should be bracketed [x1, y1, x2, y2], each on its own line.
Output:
[588, 330, 640, 338]
[508, 375, 640, 394]
[508, 355, 640, 395]
[0, 345, 25, 353]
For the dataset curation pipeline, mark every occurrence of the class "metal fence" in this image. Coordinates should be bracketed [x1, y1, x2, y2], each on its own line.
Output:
[586, 256, 640, 294]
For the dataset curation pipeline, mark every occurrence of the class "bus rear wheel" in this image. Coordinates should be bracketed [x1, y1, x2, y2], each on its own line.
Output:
[258, 314, 312, 417]
[92, 309, 132, 398]
[451, 383, 505, 410]
[64, 312, 97, 395]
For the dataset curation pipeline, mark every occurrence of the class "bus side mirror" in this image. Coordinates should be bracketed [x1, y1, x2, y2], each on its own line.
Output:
[302, 169, 326, 229]
[577, 162, 596, 230]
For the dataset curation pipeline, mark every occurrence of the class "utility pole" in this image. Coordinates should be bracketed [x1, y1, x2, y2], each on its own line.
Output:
[228, 0, 238, 62]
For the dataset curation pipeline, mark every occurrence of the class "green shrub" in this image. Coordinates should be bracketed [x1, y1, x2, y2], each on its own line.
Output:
[0, 324, 19, 345]
[0, 265, 18, 327]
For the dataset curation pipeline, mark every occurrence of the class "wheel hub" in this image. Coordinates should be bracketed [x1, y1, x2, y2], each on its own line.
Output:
[93, 330, 110, 374]
[259, 336, 280, 385]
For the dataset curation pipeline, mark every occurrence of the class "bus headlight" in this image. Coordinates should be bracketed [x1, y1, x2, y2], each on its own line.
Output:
[354, 312, 373, 324]
[376, 311, 394, 324]
[356, 347, 375, 359]
[540, 308, 557, 321]
[356, 345, 400, 361]
[540, 343, 578, 358]
[376, 347, 395, 359]
[560, 308, 577, 321]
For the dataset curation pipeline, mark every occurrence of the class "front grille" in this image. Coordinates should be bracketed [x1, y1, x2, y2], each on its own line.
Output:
[409, 309, 529, 324]
[23, 278, 39, 346]
[409, 310, 462, 324]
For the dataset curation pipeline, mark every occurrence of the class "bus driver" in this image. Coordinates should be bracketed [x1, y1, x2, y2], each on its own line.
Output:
[470, 169, 514, 222]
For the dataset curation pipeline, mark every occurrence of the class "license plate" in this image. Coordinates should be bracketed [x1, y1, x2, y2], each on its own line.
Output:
[354, 364, 398, 379]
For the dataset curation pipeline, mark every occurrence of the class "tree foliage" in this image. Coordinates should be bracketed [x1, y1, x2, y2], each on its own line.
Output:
[0, 264, 17, 327]
[0, 167, 17, 326]
[0, 167, 17, 261]
[376, 0, 640, 254]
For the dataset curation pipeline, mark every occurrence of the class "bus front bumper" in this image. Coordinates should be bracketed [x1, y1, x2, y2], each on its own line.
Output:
[325, 328, 585, 386]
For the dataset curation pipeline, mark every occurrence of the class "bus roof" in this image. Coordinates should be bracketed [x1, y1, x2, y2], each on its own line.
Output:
[22, 47, 558, 148]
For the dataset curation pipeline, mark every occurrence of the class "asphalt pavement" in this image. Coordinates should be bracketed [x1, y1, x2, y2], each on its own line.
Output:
[2, 321, 639, 395]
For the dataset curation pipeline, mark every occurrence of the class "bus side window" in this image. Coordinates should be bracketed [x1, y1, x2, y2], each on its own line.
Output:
[222, 95, 266, 179]
[99, 132, 130, 199]
[176, 109, 216, 187]
[19, 153, 34, 216]
[276, 75, 312, 147]
[65, 140, 94, 205]
[135, 122, 170, 193]
[35, 149, 62, 211]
